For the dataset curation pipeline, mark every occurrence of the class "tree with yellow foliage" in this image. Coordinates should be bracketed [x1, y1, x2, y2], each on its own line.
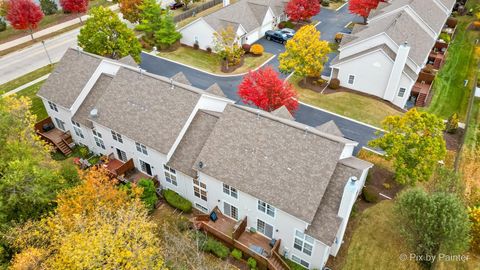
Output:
[8, 167, 165, 270]
[279, 25, 331, 82]
[469, 206, 480, 254]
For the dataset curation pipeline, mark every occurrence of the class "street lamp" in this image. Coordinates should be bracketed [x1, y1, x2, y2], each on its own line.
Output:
[41, 40, 53, 65]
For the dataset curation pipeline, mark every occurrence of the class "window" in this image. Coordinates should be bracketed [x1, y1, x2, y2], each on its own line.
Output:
[54, 118, 65, 131]
[293, 230, 314, 256]
[223, 202, 238, 220]
[92, 129, 105, 150]
[348, 75, 355, 84]
[193, 178, 207, 201]
[111, 130, 123, 143]
[136, 142, 148, 155]
[48, 101, 58, 112]
[398, 87, 406, 97]
[223, 183, 238, 198]
[163, 165, 177, 186]
[116, 148, 127, 162]
[258, 200, 275, 217]
[195, 203, 208, 213]
[139, 159, 152, 176]
[257, 219, 274, 239]
[71, 120, 84, 138]
[291, 255, 309, 268]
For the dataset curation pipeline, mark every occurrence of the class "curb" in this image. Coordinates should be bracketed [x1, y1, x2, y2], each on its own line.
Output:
[336, 2, 348, 12]
[1, 74, 50, 97]
[147, 52, 277, 78]
[298, 100, 386, 132]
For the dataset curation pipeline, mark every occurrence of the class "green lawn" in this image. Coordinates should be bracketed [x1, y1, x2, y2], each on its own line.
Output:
[291, 76, 403, 127]
[423, 18, 479, 121]
[465, 99, 480, 148]
[14, 80, 48, 120]
[157, 46, 273, 75]
[0, 64, 55, 95]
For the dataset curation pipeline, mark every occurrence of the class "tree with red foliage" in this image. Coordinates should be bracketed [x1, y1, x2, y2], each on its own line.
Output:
[5, 0, 44, 40]
[60, 0, 88, 22]
[238, 67, 298, 113]
[285, 0, 320, 22]
[349, 0, 382, 24]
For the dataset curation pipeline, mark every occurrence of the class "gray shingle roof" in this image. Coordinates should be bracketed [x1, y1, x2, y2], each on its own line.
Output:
[171, 72, 192, 86]
[205, 83, 227, 98]
[118, 55, 138, 67]
[72, 74, 113, 128]
[37, 48, 102, 109]
[342, 11, 436, 66]
[203, 0, 287, 32]
[368, 0, 448, 34]
[316, 120, 344, 137]
[168, 110, 219, 178]
[271, 105, 294, 120]
[194, 104, 349, 223]
[90, 68, 201, 154]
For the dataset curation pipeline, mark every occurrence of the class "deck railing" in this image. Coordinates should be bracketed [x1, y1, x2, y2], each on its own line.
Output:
[116, 158, 135, 176]
[232, 216, 247, 240]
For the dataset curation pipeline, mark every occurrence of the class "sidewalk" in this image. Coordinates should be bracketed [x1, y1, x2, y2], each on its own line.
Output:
[1, 74, 50, 98]
[0, 4, 118, 52]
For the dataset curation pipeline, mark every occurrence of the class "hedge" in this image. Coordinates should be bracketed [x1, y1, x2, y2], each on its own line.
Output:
[162, 189, 192, 213]
[362, 186, 379, 203]
[203, 237, 230, 259]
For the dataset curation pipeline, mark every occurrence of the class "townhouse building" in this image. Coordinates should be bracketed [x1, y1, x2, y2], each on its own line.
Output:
[36, 48, 372, 270]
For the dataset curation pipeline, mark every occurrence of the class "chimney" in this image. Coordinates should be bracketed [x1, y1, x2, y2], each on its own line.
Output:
[337, 176, 358, 219]
[384, 41, 410, 101]
[223, 0, 230, 7]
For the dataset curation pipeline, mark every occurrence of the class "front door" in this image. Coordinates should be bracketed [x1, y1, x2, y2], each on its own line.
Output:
[116, 148, 127, 162]
[223, 202, 238, 220]
[139, 159, 152, 176]
[257, 219, 274, 239]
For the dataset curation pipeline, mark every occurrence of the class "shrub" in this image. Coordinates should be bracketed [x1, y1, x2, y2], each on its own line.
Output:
[40, 0, 58, 15]
[206, 47, 212, 53]
[78, 145, 90, 159]
[193, 42, 199, 50]
[335, 32, 343, 43]
[203, 237, 229, 259]
[60, 162, 80, 186]
[247, 257, 257, 269]
[382, 182, 391, 190]
[162, 189, 192, 213]
[0, 19, 5, 32]
[250, 44, 264, 55]
[329, 78, 340, 89]
[446, 112, 459, 133]
[138, 179, 158, 212]
[278, 21, 286, 29]
[231, 249, 242, 260]
[321, 0, 330, 7]
[439, 32, 451, 43]
[284, 21, 295, 29]
[176, 216, 190, 231]
[242, 43, 251, 53]
[362, 186, 379, 203]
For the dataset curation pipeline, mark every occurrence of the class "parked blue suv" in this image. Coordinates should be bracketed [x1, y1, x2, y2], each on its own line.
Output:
[265, 30, 290, 44]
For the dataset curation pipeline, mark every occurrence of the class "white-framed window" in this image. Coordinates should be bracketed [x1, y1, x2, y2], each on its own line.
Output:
[258, 200, 275, 217]
[348, 75, 355, 84]
[139, 159, 152, 176]
[398, 87, 406, 97]
[291, 254, 309, 269]
[136, 142, 148, 155]
[223, 202, 238, 220]
[195, 203, 208, 213]
[116, 148, 127, 162]
[92, 129, 105, 150]
[193, 178, 207, 201]
[257, 219, 274, 239]
[54, 117, 65, 131]
[223, 183, 238, 199]
[163, 165, 177, 186]
[48, 101, 58, 112]
[293, 230, 314, 256]
[111, 130, 123, 143]
[71, 120, 84, 138]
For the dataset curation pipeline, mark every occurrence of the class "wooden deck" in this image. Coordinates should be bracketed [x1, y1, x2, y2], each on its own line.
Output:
[102, 155, 153, 184]
[35, 117, 73, 155]
[238, 230, 273, 255]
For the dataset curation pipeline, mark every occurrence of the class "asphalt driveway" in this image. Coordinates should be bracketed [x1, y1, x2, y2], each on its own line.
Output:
[139, 3, 378, 150]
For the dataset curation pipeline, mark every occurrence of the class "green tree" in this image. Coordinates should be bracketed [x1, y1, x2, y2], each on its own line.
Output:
[137, 179, 158, 212]
[154, 13, 182, 49]
[369, 109, 446, 185]
[39, 0, 58, 15]
[136, 0, 163, 45]
[395, 189, 471, 269]
[446, 112, 459, 134]
[212, 26, 244, 67]
[0, 96, 79, 225]
[78, 6, 142, 62]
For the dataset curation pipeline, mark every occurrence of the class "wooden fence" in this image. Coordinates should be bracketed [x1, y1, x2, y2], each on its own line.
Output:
[173, 0, 223, 24]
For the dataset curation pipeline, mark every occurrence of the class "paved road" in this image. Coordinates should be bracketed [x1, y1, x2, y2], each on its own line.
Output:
[140, 5, 379, 150]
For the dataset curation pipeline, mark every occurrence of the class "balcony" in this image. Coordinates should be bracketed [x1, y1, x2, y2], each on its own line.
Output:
[193, 207, 291, 270]
[102, 153, 155, 184]
[35, 117, 73, 156]
[410, 71, 435, 107]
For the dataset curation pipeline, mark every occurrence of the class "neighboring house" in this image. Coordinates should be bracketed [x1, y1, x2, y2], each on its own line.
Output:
[330, 0, 456, 109]
[179, 0, 288, 50]
[37, 48, 373, 270]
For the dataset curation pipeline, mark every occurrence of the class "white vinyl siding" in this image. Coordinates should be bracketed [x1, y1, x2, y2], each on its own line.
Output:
[71, 120, 84, 138]
[48, 101, 58, 112]
[55, 117, 65, 131]
[398, 87, 406, 97]
[193, 178, 207, 201]
[92, 129, 105, 149]
[348, 74, 355, 84]
[111, 130, 123, 143]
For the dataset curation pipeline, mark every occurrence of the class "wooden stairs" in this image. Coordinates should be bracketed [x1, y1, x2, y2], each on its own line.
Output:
[268, 252, 290, 270]
[57, 139, 73, 156]
[35, 117, 73, 156]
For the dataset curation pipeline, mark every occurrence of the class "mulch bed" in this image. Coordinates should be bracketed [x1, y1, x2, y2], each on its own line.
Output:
[365, 165, 403, 201]
[227, 257, 249, 270]
[444, 128, 465, 151]
[297, 77, 328, 92]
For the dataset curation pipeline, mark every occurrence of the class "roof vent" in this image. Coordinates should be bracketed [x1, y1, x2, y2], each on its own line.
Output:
[350, 176, 358, 186]
[170, 78, 174, 89]
[198, 161, 205, 169]
[304, 127, 310, 137]
[139, 67, 143, 76]
[90, 108, 98, 119]
[256, 110, 261, 119]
